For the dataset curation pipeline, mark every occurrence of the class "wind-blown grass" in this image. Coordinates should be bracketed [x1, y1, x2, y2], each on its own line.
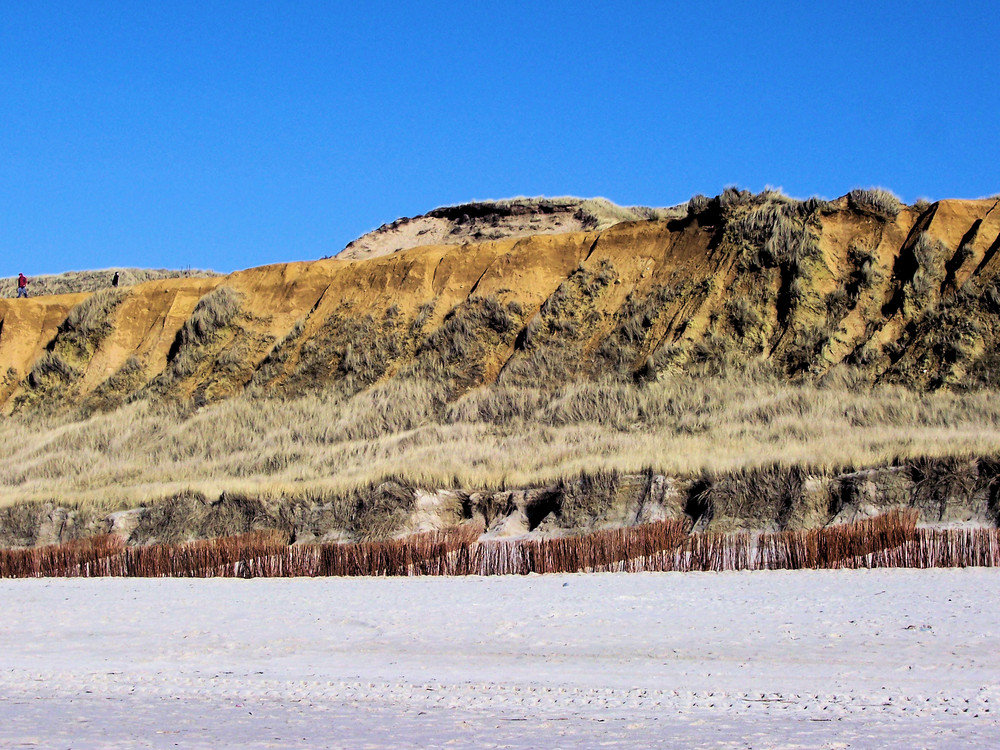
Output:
[3, 375, 1000, 512]
[848, 188, 903, 219]
[0, 268, 217, 298]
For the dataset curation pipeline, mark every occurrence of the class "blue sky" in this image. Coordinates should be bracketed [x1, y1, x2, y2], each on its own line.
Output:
[3, 1, 998, 275]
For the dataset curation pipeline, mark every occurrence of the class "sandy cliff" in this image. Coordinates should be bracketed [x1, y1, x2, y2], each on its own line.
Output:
[4, 189, 1000, 544]
[2, 191, 1000, 415]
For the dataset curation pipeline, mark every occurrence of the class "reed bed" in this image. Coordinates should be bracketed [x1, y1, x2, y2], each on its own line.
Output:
[117, 529, 290, 577]
[754, 509, 919, 570]
[2, 513, 999, 578]
[0, 534, 125, 578]
[467, 520, 692, 575]
[281, 525, 485, 577]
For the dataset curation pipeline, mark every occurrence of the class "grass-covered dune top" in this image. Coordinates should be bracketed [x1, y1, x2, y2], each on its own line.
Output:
[0, 268, 218, 299]
[335, 196, 685, 260]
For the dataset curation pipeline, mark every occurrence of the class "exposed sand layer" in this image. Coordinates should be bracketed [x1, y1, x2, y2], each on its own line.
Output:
[4, 195, 1000, 415]
[335, 197, 678, 260]
[1, 569, 998, 747]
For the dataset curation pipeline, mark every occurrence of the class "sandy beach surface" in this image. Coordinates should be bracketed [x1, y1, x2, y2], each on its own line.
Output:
[1, 569, 997, 748]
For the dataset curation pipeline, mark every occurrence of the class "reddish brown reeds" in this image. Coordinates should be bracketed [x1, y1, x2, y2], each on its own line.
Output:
[305, 524, 485, 577]
[231, 524, 487, 578]
[752, 509, 920, 570]
[117, 529, 291, 577]
[870, 527, 1000, 569]
[658, 531, 755, 572]
[0, 534, 124, 578]
[2, 511, 999, 578]
[467, 519, 691, 575]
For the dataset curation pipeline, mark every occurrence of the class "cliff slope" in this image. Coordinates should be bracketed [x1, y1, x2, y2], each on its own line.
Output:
[3, 189, 1000, 415]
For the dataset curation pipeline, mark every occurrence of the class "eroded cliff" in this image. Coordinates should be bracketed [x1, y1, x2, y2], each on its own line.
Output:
[3, 190, 1000, 415]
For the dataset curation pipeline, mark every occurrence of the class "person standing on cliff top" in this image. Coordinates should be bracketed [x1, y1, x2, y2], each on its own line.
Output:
[16, 273, 28, 298]
[111, 271, 119, 287]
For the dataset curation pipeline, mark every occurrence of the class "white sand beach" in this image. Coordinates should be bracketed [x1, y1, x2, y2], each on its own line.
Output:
[1, 569, 997, 748]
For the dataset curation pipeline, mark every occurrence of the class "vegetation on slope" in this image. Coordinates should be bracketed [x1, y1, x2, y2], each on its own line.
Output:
[2, 373, 1000, 544]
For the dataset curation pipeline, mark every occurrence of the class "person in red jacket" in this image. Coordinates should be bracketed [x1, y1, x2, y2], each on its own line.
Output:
[16, 273, 29, 298]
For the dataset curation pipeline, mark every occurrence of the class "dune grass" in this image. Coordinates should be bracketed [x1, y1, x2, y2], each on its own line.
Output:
[1, 268, 217, 298]
[847, 187, 903, 219]
[3, 374, 1000, 513]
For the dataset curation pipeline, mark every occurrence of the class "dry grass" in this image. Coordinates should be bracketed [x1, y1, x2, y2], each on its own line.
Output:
[847, 188, 903, 219]
[62, 288, 127, 348]
[1, 268, 217, 298]
[3, 375, 1000, 513]
[149, 286, 244, 386]
[489, 196, 683, 229]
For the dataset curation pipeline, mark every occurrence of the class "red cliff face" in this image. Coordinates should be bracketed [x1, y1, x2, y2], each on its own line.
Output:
[2, 191, 999, 415]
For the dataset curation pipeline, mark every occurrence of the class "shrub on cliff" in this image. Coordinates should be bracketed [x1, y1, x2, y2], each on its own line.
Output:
[848, 188, 902, 219]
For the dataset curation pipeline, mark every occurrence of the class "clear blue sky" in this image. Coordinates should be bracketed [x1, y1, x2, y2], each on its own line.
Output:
[3, 1, 998, 275]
